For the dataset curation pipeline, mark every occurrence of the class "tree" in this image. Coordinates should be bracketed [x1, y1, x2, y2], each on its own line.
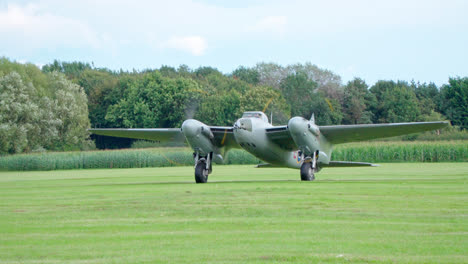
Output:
[369, 81, 421, 123]
[106, 71, 200, 128]
[410, 81, 440, 119]
[231, 66, 260, 85]
[439, 77, 468, 129]
[240, 85, 290, 125]
[342, 78, 372, 124]
[47, 72, 92, 150]
[0, 72, 48, 153]
[280, 72, 342, 125]
[42, 60, 93, 81]
[195, 90, 242, 126]
[280, 72, 317, 117]
[0, 69, 92, 154]
[255, 62, 344, 102]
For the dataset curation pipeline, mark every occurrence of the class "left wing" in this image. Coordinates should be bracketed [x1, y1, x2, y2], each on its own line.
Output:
[320, 121, 449, 144]
[265, 121, 449, 150]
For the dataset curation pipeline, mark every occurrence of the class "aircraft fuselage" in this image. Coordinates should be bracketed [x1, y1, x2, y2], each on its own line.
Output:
[233, 112, 332, 169]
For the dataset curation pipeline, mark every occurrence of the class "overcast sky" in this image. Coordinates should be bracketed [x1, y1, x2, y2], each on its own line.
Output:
[1, 0, 467, 86]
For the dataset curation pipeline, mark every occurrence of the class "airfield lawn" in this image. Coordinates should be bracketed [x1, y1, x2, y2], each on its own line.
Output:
[0, 164, 467, 264]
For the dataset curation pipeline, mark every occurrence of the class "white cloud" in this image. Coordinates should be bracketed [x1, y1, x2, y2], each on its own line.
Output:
[0, 3, 101, 50]
[249, 15, 288, 35]
[164, 36, 208, 56]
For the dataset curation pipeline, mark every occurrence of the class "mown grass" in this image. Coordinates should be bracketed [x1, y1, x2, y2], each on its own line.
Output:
[0, 163, 467, 263]
[0, 141, 466, 171]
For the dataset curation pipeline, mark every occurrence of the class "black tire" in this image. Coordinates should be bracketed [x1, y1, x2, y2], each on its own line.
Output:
[195, 162, 208, 183]
[300, 162, 315, 181]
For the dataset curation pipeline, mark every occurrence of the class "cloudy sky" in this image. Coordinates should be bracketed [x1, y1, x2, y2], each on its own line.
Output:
[1, 0, 467, 85]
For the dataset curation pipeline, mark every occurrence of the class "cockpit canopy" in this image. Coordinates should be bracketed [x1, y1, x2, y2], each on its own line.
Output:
[242, 111, 268, 123]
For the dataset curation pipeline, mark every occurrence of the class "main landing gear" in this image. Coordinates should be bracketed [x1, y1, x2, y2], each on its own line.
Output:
[194, 152, 212, 183]
[300, 151, 318, 181]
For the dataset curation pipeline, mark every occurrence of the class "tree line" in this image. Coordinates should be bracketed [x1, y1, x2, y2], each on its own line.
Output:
[1, 57, 466, 153]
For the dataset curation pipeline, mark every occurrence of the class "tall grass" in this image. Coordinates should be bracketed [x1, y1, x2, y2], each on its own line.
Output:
[0, 141, 466, 171]
[0, 148, 260, 171]
[332, 141, 467, 162]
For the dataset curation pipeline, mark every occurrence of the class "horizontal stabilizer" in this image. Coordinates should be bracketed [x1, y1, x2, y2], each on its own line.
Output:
[321, 161, 379, 167]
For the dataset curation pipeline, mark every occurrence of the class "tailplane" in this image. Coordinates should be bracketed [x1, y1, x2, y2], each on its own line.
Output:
[321, 161, 379, 167]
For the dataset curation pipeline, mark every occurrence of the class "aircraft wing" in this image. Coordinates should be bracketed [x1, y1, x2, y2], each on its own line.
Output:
[209, 126, 239, 149]
[265, 126, 297, 151]
[319, 121, 449, 144]
[89, 128, 185, 143]
[89, 126, 239, 149]
[265, 121, 449, 150]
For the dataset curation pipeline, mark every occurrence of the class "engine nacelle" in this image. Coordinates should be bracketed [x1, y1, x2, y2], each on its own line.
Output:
[288, 116, 320, 157]
[181, 119, 215, 156]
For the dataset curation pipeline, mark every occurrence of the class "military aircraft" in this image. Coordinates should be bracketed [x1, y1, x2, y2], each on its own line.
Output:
[90, 111, 448, 183]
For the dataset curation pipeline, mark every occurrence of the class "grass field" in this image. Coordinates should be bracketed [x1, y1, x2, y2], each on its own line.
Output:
[0, 163, 467, 263]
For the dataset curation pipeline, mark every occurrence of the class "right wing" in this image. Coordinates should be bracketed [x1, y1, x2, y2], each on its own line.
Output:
[89, 127, 240, 149]
[89, 128, 185, 143]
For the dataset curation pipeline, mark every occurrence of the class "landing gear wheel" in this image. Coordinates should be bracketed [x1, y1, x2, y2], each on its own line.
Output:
[195, 162, 209, 183]
[300, 162, 315, 181]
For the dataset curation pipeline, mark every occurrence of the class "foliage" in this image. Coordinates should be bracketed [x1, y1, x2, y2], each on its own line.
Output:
[231, 66, 260, 85]
[0, 59, 93, 154]
[106, 71, 200, 128]
[255, 62, 343, 101]
[279, 72, 342, 125]
[42, 60, 93, 81]
[439, 77, 468, 129]
[1, 141, 465, 171]
[342, 78, 373, 124]
[369, 80, 421, 123]
[48, 72, 93, 150]
[2, 57, 467, 152]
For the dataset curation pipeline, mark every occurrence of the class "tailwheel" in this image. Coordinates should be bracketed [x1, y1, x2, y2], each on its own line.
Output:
[195, 161, 209, 183]
[300, 162, 315, 181]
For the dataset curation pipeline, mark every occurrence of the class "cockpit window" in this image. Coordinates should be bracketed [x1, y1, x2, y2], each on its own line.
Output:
[242, 112, 262, 118]
[241, 112, 269, 123]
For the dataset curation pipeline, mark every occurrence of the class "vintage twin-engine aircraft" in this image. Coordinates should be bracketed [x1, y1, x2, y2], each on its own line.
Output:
[90, 111, 448, 183]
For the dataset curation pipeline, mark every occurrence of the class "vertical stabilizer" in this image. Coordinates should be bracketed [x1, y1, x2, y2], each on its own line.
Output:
[310, 113, 315, 123]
